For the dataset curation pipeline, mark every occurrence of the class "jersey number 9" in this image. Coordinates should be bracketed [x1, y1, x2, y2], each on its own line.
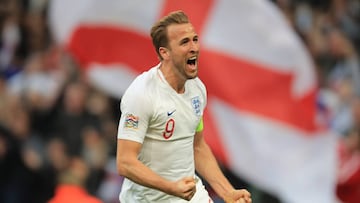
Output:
[163, 119, 175, 139]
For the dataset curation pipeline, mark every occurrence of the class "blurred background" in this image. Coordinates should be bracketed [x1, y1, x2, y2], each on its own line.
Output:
[0, 0, 359, 203]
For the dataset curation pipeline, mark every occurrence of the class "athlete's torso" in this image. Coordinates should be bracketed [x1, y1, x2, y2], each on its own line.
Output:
[117, 64, 207, 202]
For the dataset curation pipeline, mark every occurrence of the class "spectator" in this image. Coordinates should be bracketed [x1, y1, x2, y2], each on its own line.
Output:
[48, 156, 103, 203]
[336, 126, 360, 203]
[49, 81, 101, 156]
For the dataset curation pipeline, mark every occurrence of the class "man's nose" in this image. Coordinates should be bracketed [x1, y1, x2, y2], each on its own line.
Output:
[190, 41, 199, 53]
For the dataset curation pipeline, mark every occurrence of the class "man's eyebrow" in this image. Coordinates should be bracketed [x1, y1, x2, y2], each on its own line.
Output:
[179, 35, 198, 44]
[179, 37, 190, 44]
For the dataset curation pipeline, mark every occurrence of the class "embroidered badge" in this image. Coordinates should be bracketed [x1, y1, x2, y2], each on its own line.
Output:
[191, 96, 201, 116]
[124, 114, 139, 129]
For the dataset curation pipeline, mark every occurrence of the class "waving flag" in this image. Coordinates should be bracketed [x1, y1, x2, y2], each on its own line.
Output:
[49, 0, 338, 202]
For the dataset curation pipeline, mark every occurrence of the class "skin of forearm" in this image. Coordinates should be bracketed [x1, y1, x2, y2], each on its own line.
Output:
[194, 136, 234, 200]
[116, 140, 174, 195]
[117, 157, 174, 194]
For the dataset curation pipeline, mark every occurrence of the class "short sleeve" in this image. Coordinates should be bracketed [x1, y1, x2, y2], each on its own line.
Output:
[117, 83, 153, 143]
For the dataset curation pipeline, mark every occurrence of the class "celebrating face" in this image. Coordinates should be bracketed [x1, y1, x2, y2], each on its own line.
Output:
[165, 23, 199, 80]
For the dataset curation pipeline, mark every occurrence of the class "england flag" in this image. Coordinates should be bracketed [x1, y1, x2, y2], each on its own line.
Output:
[49, 0, 338, 202]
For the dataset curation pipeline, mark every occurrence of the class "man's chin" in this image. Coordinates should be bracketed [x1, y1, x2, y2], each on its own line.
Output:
[187, 74, 198, 80]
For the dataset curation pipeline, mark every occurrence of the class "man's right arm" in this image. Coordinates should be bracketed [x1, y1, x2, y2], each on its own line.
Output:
[116, 139, 196, 200]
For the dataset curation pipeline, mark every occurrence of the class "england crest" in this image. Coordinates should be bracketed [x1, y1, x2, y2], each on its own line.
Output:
[191, 96, 201, 116]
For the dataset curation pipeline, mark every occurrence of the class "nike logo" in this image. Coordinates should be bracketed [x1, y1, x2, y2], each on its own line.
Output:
[167, 109, 176, 116]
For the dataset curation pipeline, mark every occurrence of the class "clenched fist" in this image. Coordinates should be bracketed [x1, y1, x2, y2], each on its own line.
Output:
[223, 189, 252, 203]
[170, 177, 196, 201]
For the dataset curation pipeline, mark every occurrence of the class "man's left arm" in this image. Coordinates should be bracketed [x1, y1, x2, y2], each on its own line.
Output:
[193, 130, 252, 203]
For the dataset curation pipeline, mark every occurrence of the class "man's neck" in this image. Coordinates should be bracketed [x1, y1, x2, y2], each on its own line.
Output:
[159, 63, 186, 93]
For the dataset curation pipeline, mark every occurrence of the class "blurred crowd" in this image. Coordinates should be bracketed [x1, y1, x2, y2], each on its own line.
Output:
[273, 1, 360, 202]
[0, 0, 359, 203]
[0, 0, 123, 202]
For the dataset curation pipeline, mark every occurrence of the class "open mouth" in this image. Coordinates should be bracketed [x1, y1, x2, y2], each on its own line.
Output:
[187, 56, 197, 66]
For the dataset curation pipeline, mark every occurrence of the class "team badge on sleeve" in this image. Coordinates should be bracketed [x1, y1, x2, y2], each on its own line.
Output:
[191, 96, 201, 116]
[124, 114, 139, 129]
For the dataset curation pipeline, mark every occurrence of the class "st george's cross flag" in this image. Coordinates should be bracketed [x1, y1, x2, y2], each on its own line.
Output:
[49, 0, 338, 202]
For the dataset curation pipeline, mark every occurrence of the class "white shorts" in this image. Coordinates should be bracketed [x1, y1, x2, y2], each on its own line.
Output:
[119, 177, 214, 203]
[189, 178, 214, 203]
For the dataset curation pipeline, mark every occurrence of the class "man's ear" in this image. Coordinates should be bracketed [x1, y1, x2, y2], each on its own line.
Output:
[159, 47, 169, 60]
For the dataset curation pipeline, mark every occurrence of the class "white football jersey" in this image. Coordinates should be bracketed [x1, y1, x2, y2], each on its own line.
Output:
[117, 64, 209, 202]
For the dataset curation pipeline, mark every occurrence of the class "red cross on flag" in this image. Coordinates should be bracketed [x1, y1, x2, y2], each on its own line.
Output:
[49, 0, 338, 202]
